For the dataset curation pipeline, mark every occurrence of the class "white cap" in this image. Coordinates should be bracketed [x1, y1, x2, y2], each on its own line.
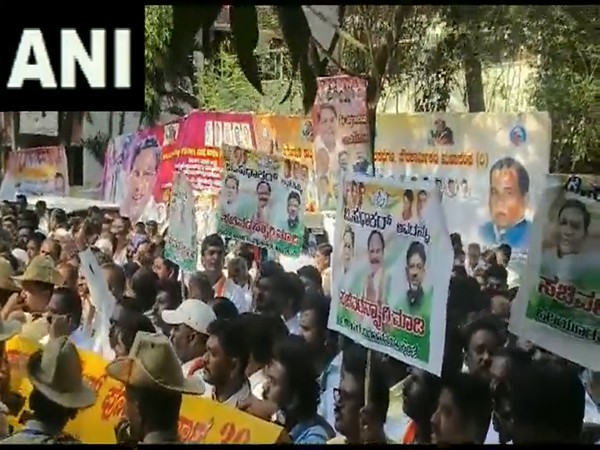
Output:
[161, 299, 216, 335]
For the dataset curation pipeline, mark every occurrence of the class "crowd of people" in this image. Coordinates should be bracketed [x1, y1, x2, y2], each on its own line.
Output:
[0, 195, 596, 444]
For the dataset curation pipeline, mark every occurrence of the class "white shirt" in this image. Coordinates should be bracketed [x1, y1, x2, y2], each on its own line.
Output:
[113, 247, 128, 266]
[285, 313, 301, 335]
[218, 278, 250, 314]
[212, 378, 252, 409]
[249, 368, 268, 400]
[363, 267, 384, 302]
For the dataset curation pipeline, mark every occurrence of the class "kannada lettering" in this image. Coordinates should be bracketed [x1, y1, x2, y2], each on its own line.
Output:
[534, 308, 600, 343]
[281, 179, 303, 193]
[220, 214, 299, 246]
[226, 164, 278, 182]
[343, 208, 392, 230]
[339, 289, 426, 336]
[538, 276, 600, 316]
[396, 222, 431, 244]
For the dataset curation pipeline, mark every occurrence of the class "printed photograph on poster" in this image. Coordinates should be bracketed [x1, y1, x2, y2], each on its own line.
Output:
[165, 172, 198, 273]
[253, 114, 319, 213]
[313, 76, 370, 211]
[328, 174, 453, 375]
[509, 174, 600, 371]
[216, 145, 308, 257]
[0, 146, 69, 200]
[373, 112, 552, 282]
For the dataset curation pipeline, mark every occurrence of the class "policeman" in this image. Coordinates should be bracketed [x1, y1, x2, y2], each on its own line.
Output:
[1, 336, 96, 444]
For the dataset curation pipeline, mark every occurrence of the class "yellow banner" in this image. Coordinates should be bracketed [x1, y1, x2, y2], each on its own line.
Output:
[5, 337, 286, 444]
[253, 114, 318, 213]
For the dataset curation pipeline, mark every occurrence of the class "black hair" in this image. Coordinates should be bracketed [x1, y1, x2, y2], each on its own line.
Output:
[29, 232, 46, 248]
[317, 104, 337, 121]
[287, 190, 301, 204]
[440, 373, 493, 443]
[101, 262, 126, 299]
[259, 260, 284, 279]
[367, 229, 385, 252]
[342, 343, 390, 423]
[130, 268, 159, 313]
[29, 388, 77, 428]
[508, 359, 584, 443]
[485, 264, 508, 283]
[51, 286, 83, 328]
[201, 233, 225, 256]
[316, 243, 333, 258]
[300, 291, 330, 331]
[406, 241, 427, 265]
[462, 314, 505, 352]
[297, 265, 322, 287]
[272, 335, 320, 419]
[450, 233, 462, 249]
[404, 189, 414, 203]
[489, 157, 530, 196]
[212, 297, 239, 320]
[125, 385, 181, 433]
[224, 173, 239, 189]
[285, 272, 306, 314]
[342, 225, 355, 245]
[557, 199, 591, 234]
[256, 180, 271, 193]
[114, 306, 156, 353]
[206, 318, 250, 375]
[237, 313, 289, 366]
[496, 244, 512, 262]
[130, 135, 160, 172]
[156, 279, 183, 309]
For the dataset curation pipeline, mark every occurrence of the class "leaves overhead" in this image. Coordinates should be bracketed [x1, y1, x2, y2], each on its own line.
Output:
[170, 6, 222, 68]
[230, 6, 263, 95]
[276, 6, 317, 113]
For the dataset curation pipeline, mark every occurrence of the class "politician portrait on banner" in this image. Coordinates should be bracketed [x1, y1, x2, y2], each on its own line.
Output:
[510, 174, 600, 371]
[328, 175, 453, 375]
[217, 145, 308, 257]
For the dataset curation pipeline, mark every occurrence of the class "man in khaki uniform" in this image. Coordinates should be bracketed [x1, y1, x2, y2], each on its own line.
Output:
[106, 332, 205, 444]
[1, 336, 96, 443]
[1, 255, 62, 343]
[0, 315, 23, 438]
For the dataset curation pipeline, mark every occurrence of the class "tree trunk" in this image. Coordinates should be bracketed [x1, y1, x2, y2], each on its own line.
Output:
[462, 42, 485, 112]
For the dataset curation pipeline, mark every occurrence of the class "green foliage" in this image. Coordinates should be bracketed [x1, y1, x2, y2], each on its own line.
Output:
[198, 48, 304, 115]
[144, 6, 173, 119]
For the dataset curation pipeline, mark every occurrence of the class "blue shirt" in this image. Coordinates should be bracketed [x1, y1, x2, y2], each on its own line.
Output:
[289, 415, 334, 444]
[479, 219, 530, 250]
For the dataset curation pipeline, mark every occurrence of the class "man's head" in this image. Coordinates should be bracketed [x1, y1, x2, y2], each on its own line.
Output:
[188, 271, 215, 302]
[447, 179, 457, 196]
[101, 262, 126, 301]
[431, 373, 492, 444]
[556, 199, 590, 257]
[54, 172, 66, 193]
[334, 344, 389, 440]
[40, 239, 61, 263]
[253, 262, 285, 314]
[367, 230, 384, 275]
[35, 200, 47, 216]
[163, 299, 216, 364]
[152, 255, 179, 282]
[224, 174, 239, 205]
[286, 191, 301, 221]
[406, 241, 426, 300]
[200, 234, 225, 276]
[256, 181, 271, 208]
[508, 359, 584, 443]
[203, 318, 249, 387]
[495, 244, 512, 267]
[402, 367, 442, 425]
[297, 265, 323, 295]
[46, 287, 83, 336]
[488, 157, 530, 229]
[462, 315, 504, 380]
[108, 305, 156, 358]
[299, 292, 331, 358]
[484, 264, 508, 292]
[314, 243, 332, 273]
[317, 104, 338, 147]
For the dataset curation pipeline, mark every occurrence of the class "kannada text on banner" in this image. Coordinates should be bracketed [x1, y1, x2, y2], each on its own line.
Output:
[165, 172, 198, 272]
[328, 175, 452, 375]
[217, 145, 307, 257]
[5, 336, 286, 444]
[0, 146, 69, 200]
[313, 76, 370, 211]
[253, 114, 318, 213]
[510, 174, 600, 371]
[374, 113, 551, 277]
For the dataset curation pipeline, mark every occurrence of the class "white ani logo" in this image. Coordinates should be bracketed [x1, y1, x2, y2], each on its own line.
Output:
[7, 29, 131, 89]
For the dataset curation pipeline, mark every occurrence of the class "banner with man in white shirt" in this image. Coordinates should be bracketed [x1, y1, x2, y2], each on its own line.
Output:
[327, 174, 453, 376]
[216, 145, 308, 257]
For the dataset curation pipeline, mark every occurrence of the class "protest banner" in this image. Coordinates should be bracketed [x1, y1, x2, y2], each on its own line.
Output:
[102, 125, 168, 225]
[0, 146, 69, 200]
[165, 172, 198, 272]
[5, 336, 286, 444]
[253, 114, 318, 213]
[509, 174, 600, 371]
[217, 145, 307, 257]
[374, 112, 551, 278]
[327, 174, 453, 375]
[166, 111, 256, 195]
[313, 76, 370, 211]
